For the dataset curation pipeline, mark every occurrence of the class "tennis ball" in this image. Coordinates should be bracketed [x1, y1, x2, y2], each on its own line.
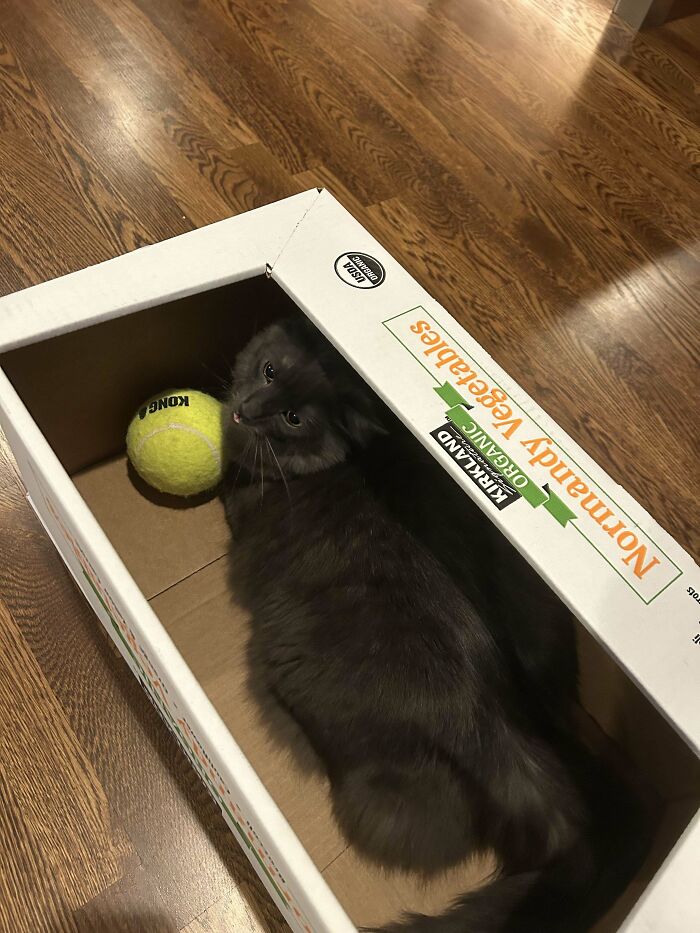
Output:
[127, 389, 223, 497]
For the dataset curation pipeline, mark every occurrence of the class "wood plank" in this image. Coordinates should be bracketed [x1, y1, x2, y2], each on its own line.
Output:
[0, 434, 286, 932]
[0, 599, 126, 916]
[0, 768, 79, 933]
[0, 8, 190, 269]
[181, 889, 269, 933]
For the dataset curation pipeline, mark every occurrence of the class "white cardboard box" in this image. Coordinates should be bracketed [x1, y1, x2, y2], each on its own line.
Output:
[0, 189, 698, 932]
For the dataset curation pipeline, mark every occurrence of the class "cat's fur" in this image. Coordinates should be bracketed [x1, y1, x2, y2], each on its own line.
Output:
[221, 315, 648, 933]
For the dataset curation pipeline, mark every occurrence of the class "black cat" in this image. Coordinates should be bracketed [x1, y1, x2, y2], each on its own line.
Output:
[221, 315, 648, 933]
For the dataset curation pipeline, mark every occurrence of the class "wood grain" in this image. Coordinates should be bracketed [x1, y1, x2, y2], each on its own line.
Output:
[0, 599, 126, 908]
[0, 0, 699, 930]
[0, 442, 285, 932]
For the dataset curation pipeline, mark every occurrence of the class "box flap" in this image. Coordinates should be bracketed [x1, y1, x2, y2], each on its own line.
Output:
[0, 190, 320, 352]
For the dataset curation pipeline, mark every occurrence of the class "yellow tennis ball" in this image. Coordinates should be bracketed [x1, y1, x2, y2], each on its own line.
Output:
[127, 389, 223, 496]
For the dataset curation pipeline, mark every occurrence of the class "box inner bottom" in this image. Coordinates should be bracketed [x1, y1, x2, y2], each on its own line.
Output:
[73, 455, 699, 931]
[74, 455, 495, 927]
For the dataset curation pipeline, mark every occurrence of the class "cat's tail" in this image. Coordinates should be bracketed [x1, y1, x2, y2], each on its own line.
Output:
[374, 753, 650, 933]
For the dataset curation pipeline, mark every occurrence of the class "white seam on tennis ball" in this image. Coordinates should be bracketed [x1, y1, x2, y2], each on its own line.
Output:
[134, 423, 221, 467]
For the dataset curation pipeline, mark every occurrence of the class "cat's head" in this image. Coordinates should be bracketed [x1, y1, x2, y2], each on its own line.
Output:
[223, 316, 385, 478]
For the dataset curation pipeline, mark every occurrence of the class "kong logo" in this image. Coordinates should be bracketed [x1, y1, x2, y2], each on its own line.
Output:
[139, 394, 190, 420]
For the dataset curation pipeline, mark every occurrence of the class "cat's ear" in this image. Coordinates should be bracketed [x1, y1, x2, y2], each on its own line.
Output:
[341, 402, 387, 446]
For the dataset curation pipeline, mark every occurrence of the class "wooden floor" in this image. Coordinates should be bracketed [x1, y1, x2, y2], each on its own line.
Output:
[0, 0, 698, 930]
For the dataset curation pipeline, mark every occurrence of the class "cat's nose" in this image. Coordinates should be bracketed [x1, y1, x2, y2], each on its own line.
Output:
[237, 396, 263, 424]
[234, 395, 253, 424]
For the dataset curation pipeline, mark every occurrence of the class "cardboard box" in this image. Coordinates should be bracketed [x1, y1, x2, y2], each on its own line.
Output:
[0, 189, 698, 932]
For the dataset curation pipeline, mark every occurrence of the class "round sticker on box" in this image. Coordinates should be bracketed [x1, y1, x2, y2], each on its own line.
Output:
[334, 252, 385, 288]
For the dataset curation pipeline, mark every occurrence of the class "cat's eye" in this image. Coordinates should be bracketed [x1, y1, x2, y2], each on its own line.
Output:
[263, 361, 276, 383]
[285, 411, 301, 427]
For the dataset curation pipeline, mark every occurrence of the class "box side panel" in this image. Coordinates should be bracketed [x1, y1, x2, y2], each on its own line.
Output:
[271, 191, 700, 755]
[620, 810, 700, 932]
[1, 274, 298, 475]
[0, 189, 320, 352]
[0, 368, 356, 933]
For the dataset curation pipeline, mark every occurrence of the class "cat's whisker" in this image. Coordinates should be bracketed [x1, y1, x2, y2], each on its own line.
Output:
[259, 438, 265, 503]
[232, 436, 253, 490]
[266, 438, 292, 508]
[251, 438, 265, 504]
[252, 438, 259, 484]
[200, 361, 233, 394]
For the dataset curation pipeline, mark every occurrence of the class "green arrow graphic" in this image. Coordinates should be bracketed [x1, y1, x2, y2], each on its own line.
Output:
[434, 383, 576, 528]
[435, 381, 475, 410]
